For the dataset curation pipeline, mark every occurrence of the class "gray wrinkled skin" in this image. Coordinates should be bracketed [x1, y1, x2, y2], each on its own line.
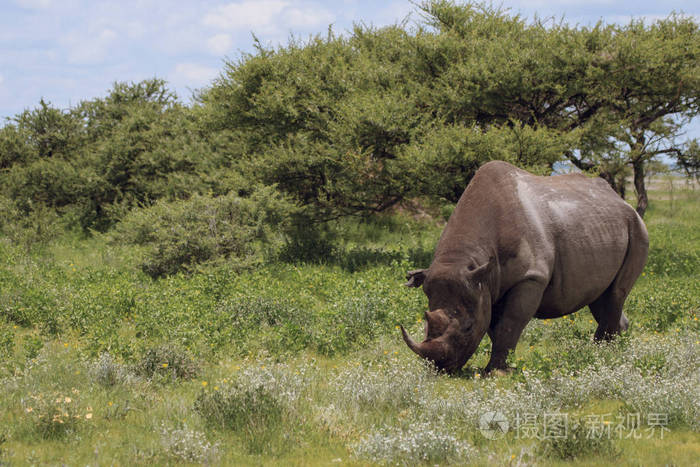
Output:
[401, 161, 649, 373]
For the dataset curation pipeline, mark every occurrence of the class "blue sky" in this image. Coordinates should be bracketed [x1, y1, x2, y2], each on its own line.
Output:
[1, 0, 698, 135]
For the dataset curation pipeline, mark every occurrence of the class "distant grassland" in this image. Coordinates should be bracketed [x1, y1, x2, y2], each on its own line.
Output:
[0, 187, 698, 466]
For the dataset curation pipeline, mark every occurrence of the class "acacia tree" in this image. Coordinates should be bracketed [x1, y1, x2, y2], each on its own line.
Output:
[200, 3, 699, 220]
[566, 15, 700, 216]
[423, 2, 699, 216]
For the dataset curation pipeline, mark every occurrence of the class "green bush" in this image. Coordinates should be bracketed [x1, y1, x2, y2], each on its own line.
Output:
[194, 382, 290, 454]
[23, 392, 93, 440]
[114, 186, 297, 277]
[136, 344, 199, 381]
[0, 196, 61, 249]
[0, 81, 218, 232]
[207, 295, 311, 353]
[625, 277, 698, 332]
[89, 353, 132, 387]
[539, 416, 620, 461]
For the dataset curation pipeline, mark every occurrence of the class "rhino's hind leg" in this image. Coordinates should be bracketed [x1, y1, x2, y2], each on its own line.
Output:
[589, 226, 647, 340]
[589, 291, 630, 340]
[590, 294, 629, 341]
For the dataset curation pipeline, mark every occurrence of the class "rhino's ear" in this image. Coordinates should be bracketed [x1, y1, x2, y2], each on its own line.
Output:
[464, 261, 492, 285]
[405, 269, 427, 288]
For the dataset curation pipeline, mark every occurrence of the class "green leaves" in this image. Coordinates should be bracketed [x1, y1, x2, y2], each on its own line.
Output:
[1, 1, 699, 240]
[113, 186, 298, 277]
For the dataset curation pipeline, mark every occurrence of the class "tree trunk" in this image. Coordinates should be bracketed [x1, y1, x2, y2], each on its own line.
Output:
[598, 170, 626, 199]
[618, 175, 626, 200]
[633, 161, 648, 218]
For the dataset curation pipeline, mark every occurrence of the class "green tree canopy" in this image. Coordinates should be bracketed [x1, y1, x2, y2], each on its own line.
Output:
[2, 1, 698, 237]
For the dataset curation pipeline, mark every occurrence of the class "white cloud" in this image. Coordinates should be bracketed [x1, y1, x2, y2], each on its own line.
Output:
[0, 74, 4, 86]
[207, 33, 233, 55]
[172, 62, 219, 87]
[204, 1, 288, 30]
[13, 0, 53, 9]
[63, 28, 117, 64]
[203, 1, 334, 33]
[285, 6, 335, 29]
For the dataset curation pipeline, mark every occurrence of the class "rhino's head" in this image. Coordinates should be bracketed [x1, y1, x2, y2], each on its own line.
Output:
[400, 264, 492, 373]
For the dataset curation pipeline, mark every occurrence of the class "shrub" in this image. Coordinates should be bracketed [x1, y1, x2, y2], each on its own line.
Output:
[22, 392, 93, 440]
[136, 344, 199, 381]
[352, 423, 476, 465]
[539, 416, 620, 461]
[195, 382, 283, 431]
[625, 277, 698, 332]
[194, 360, 310, 454]
[208, 296, 312, 354]
[89, 352, 132, 387]
[160, 424, 219, 463]
[331, 356, 436, 413]
[194, 382, 287, 454]
[0, 196, 61, 249]
[314, 295, 391, 355]
[22, 335, 44, 361]
[114, 186, 297, 277]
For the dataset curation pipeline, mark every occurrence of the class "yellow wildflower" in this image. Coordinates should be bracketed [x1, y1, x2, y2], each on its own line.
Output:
[85, 413, 93, 420]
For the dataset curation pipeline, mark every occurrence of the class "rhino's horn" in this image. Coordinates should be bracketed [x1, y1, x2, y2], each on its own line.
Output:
[400, 325, 426, 358]
[400, 325, 449, 364]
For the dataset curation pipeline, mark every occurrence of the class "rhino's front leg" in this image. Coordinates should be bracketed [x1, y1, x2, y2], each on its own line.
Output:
[485, 279, 545, 372]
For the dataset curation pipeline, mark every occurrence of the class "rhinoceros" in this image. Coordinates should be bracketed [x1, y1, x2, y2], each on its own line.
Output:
[400, 161, 648, 373]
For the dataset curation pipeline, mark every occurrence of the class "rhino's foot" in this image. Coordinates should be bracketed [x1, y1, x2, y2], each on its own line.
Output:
[483, 361, 513, 376]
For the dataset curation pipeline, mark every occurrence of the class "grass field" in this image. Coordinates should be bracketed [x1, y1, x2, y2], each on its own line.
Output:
[0, 186, 698, 465]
